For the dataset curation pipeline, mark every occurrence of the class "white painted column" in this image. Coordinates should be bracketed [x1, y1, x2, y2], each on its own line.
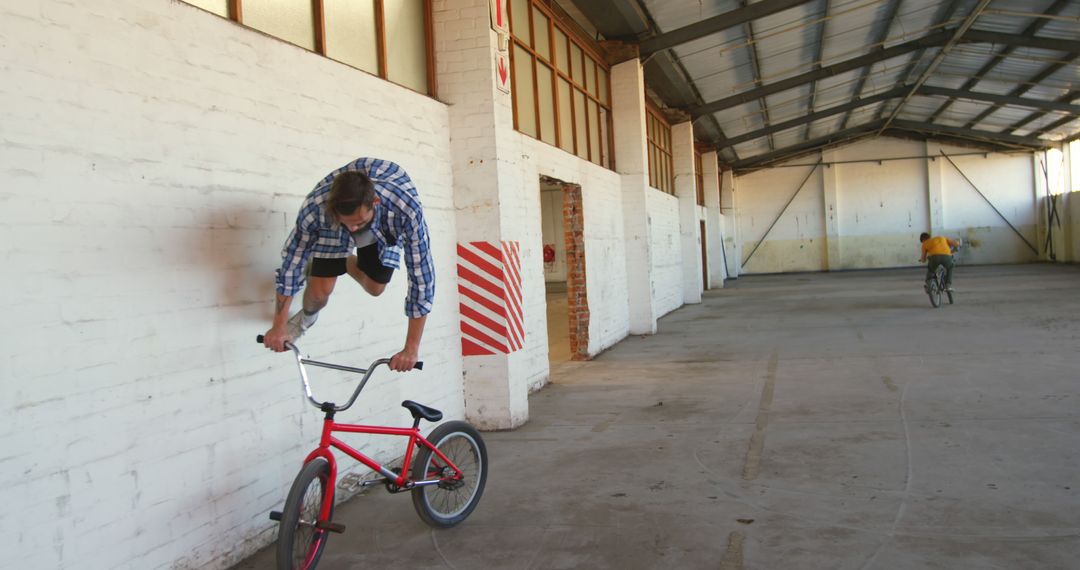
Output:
[434, 0, 527, 430]
[926, 141, 945, 234]
[672, 121, 701, 303]
[702, 150, 726, 286]
[721, 169, 740, 278]
[822, 149, 842, 270]
[611, 58, 657, 334]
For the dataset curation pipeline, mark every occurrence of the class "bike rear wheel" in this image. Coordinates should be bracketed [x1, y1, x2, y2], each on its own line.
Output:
[277, 458, 333, 570]
[411, 421, 487, 528]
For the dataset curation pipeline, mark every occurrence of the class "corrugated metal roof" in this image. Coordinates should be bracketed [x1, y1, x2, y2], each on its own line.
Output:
[567, 0, 1080, 171]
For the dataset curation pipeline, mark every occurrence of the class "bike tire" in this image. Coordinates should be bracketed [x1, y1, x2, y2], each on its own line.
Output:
[411, 421, 488, 528]
[927, 279, 941, 308]
[277, 458, 333, 570]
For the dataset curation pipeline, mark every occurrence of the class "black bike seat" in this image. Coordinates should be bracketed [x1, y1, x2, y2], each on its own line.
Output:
[402, 400, 443, 422]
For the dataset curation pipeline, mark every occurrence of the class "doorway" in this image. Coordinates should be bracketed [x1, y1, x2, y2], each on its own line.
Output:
[539, 176, 589, 363]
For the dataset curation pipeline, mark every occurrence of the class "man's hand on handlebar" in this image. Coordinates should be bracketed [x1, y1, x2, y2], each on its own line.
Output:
[389, 347, 420, 372]
[262, 325, 292, 352]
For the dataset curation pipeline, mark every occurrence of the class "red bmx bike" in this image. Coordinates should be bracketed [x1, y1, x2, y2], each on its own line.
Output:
[256, 336, 488, 570]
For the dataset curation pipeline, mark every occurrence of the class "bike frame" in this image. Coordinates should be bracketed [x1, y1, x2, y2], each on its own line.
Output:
[304, 417, 463, 523]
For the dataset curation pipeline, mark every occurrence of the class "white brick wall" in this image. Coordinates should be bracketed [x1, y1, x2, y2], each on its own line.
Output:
[646, 189, 684, 318]
[2, 2, 461, 568]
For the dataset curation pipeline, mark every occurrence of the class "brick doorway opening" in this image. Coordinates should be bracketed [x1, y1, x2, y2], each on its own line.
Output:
[540, 177, 589, 362]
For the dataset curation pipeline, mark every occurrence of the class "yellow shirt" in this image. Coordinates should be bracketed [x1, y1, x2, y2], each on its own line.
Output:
[922, 236, 952, 256]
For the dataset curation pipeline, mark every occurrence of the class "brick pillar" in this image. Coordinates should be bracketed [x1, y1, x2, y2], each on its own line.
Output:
[672, 121, 701, 303]
[721, 169, 740, 278]
[702, 150, 726, 286]
[434, 0, 527, 430]
[822, 149, 842, 270]
[562, 184, 590, 360]
[610, 58, 657, 334]
[926, 141, 945, 236]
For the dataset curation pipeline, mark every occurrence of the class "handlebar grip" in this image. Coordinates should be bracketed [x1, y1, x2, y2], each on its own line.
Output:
[256, 335, 265, 343]
[414, 362, 424, 370]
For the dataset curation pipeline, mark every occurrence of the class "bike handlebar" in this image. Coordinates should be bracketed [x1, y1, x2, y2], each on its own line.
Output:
[256, 335, 423, 412]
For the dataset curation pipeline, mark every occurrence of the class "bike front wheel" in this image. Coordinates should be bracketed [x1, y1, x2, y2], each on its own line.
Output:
[926, 278, 941, 308]
[411, 421, 488, 528]
[277, 458, 333, 570]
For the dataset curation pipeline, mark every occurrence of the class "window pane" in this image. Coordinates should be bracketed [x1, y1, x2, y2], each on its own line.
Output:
[554, 29, 568, 74]
[585, 58, 596, 97]
[537, 64, 556, 145]
[384, 0, 428, 93]
[243, 0, 315, 50]
[570, 43, 583, 85]
[557, 78, 574, 153]
[599, 108, 610, 167]
[510, 0, 531, 44]
[598, 68, 608, 104]
[513, 45, 537, 137]
[532, 7, 550, 60]
[183, 0, 228, 17]
[573, 89, 587, 159]
[588, 99, 600, 164]
[324, 0, 378, 74]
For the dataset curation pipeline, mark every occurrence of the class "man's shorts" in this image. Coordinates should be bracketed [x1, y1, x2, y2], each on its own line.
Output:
[309, 243, 394, 284]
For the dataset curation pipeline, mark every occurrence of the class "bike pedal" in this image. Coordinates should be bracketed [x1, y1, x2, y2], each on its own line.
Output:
[316, 521, 346, 534]
[269, 510, 282, 522]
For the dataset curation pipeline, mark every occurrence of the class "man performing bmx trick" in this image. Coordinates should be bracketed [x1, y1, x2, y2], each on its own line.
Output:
[262, 157, 434, 372]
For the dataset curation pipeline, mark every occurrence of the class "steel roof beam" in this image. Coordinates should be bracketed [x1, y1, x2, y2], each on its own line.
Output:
[875, 0, 968, 122]
[878, 0, 993, 134]
[971, 54, 1080, 131]
[803, 0, 831, 141]
[838, 0, 903, 131]
[690, 28, 1080, 119]
[738, 1, 775, 150]
[729, 121, 885, 171]
[925, 0, 1072, 124]
[1006, 89, 1080, 135]
[638, 0, 815, 58]
[918, 86, 1080, 115]
[961, 29, 1080, 53]
[717, 84, 1075, 149]
[721, 86, 908, 148]
[689, 29, 954, 117]
[890, 119, 1047, 149]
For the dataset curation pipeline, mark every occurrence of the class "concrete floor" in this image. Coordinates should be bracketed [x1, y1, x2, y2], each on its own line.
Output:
[235, 264, 1080, 569]
[545, 280, 570, 364]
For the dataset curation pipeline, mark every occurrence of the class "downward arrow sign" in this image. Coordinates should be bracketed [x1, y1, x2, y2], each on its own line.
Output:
[498, 57, 508, 85]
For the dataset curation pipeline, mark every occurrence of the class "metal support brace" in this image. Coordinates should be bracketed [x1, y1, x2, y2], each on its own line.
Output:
[940, 151, 1039, 255]
[741, 159, 822, 268]
[1040, 155, 1062, 260]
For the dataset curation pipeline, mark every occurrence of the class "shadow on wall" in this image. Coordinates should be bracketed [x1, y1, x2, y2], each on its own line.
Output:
[191, 194, 290, 324]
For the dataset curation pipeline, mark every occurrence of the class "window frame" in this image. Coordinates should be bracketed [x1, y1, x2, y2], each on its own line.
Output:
[507, 0, 614, 170]
[694, 148, 704, 206]
[646, 102, 674, 195]
[185, 0, 436, 98]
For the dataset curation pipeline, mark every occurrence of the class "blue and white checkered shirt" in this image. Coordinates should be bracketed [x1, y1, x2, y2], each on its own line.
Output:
[275, 158, 435, 318]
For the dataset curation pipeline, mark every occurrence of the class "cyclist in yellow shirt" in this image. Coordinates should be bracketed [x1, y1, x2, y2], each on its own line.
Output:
[919, 232, 961, 291]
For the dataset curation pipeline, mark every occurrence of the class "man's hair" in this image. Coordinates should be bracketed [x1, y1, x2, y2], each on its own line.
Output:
[919, 232, 930, 242]
[326, 171, 376, 220]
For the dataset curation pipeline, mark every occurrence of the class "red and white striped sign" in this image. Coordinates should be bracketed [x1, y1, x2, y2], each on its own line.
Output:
[457, 241, 524, 356]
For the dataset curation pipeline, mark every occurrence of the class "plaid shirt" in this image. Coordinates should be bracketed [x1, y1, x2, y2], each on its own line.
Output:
[275, 158, 435, 318]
